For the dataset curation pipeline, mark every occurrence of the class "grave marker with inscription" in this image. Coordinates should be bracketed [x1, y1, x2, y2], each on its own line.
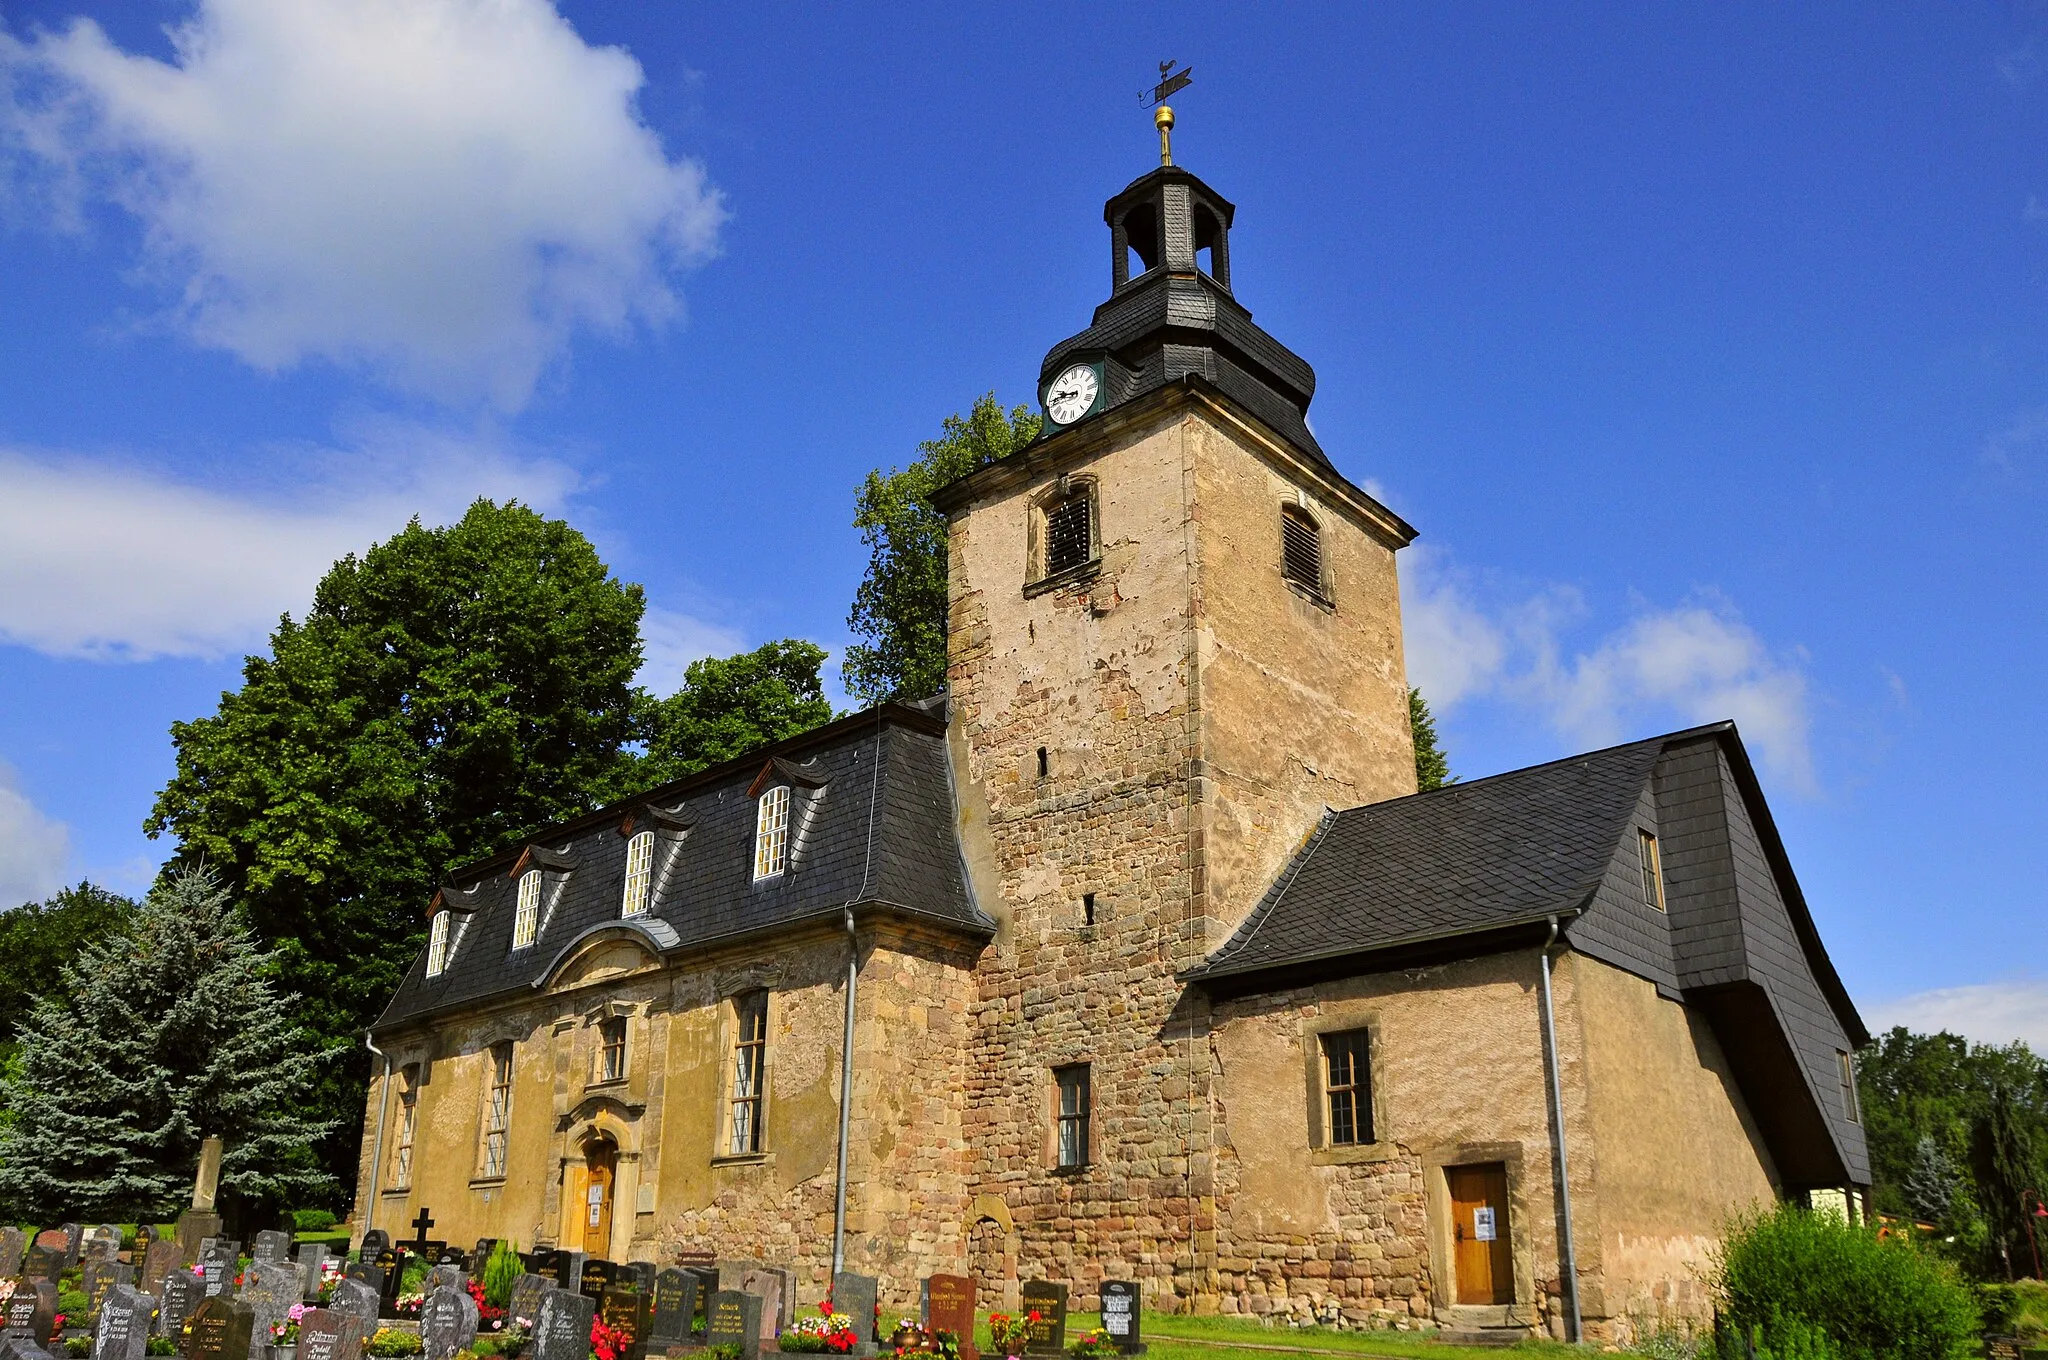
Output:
[142, 1243, 182, 1297]
[181, 1296, 254, 1360]
[598, 1288, 647, 1360]
[505, 1277, 548, 1328]
[354, 1235, 388, 1268]
[157, 1276, 201, 1340]
[0, 1233, 22, 1281]
[646, 1271, 696, 1349]
[735, 1269, 783, 1342]
[830, 1273, 878, 1353]
[1019, 1283, 1067, 1355]
[251, 1234, 291, 1268]
[531, 1290, 594, 1360]
[576, 1260, 615, 1306]
[197, 1246, 234, 1300]
[419, 1285, 478, 1360]
[703, 1292, 760, 1360]
[324, 1281, 377, 1331]
[91, 1284, 151, 1360]
[1098, 1283, 1141, 1354]
[924, 1277, 975, 1360]
[295, 1309, 366, 1360]
[3, 1280, 56, 1344]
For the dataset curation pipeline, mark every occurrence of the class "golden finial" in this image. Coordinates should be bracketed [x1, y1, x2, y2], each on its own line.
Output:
[1155, 105, 1175, 166]
[1143, 61, 1191, 166]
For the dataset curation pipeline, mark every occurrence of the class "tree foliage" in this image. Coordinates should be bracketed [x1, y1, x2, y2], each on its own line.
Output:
[0, 882, 135, 1047]
[0, 869, 334, 1223]
[1409, 687, 1454, 792]
[844, 394, 1041, 704]
[145, 500, 648, 1193]
[639, 640, 836, 785]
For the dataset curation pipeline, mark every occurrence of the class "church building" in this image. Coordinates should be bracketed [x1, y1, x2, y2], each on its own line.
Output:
[350, 132, 1870, 1345]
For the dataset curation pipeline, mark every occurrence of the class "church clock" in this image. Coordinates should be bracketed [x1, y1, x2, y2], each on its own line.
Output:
[1042, 361, 1103, 427]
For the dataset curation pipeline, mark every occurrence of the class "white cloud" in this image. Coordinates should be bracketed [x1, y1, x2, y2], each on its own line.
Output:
[1402, 548, 1816, 792]
[0, 427, 580, 660]
[1868, 979, 2048, 1052]
[2, 0, 724, 408]
[636, 605, 744, 697]
[0, 762, 71, 909]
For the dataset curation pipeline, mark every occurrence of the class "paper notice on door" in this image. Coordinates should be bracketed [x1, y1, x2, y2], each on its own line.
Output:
[1473, 1207, 1496, 1242]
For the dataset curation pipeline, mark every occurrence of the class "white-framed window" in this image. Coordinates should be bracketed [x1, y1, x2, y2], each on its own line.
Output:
[621, 831, 655, 918]
[425, 911, 452, 977]
[512, 869, 542, 948]
[391, 1064, 419, 1189]
[600, 1017, 627, 1083]
[480, 1044, 512, 1177]
[754, 785, 792, 880]
[729, 992, 768, 1154]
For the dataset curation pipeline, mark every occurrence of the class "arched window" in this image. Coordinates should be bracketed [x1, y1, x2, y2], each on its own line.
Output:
[511, 869, 542, 948]
[754, 785, 792, 880]
[1280, 503, 1326, 599]
[479, 1043, 513, 1177]
[620, 830, 654, 918]
[425, 910, 452, 977]
[390, 1063, 419, 1189]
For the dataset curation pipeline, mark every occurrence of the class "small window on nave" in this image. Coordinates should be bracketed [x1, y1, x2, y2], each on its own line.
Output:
[754, 785, 791, 880]
[512, 869, 542, 948]
[425, 911, 452, 977]
[621, 830, 655, 918]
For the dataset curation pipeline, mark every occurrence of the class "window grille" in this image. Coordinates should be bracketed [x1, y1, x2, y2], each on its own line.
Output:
[729, 992, 768, 1154]
[426, 911, 451, 977]
[1281, 505, 1323, 594]
[600, 1018, 627, 1084]
[1322, 1029, 1374, 1145]
[392, 1065, 419, 1188]
[1638, 830, 1666, 911]
[512, 869, 541, 948]
[754, 786, 791, 880]
[1043, 492, 1093, 577]
[1055, 1064, 1091, 1169]
[481, 1046, 512, 1177]
[621, 831, 654, 918]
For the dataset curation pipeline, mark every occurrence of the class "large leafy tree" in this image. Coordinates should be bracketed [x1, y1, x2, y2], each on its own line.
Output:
[640, 640, 836, 785]
[1409, 688, 1454, 792]
[146, 499, 647, 1193]
[0, 869, 333, 1224]
[844, 394, 1041, 703]
[0, 883, 135, 1049]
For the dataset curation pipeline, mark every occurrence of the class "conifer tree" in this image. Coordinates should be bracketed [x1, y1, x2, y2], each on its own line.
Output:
[1410, 687, 1455, 792]
[0, 868, 334, 1222]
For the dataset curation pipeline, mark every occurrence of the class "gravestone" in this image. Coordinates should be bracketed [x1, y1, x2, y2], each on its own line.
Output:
[82, 1261, 116, 1317]
[830, 1273, 878, 1352]
[530, 1290, 594, 1360]
[526, 1253, 563, 1289]
[374, 1251, 404, 1314]
[1098, 1282, 1142, 1354]
[0, 1232, 22, 1280]
[646, 1270, 696, 1349]
[734, 1267, 788, 1339]
[157, 1274, 202, 1339]
[620, 1263, 655, 1295]
[924, 1276, 975, 1360]
[182, 1296, 254, 1360]
[575, 1260, 615, 1306]
[90, 1264, 134, 1323]
[3, 1280, 56, 1343]
[197, 1245, 235, 1299]
[295, 1309, 366, 1360]
[57, 1227, 82, 1269]
[433, 1249, 464, 1269]
[422, 1266, 464, 1295]
[703, 1292, 760, 1360]
[354, 1234, 389, 1267]
[18, 1252, 57, 1286]
[338, 1264, 382, 1298]
[324, 1281, 377, 1331]
[1, 1338, 55, 1360]
[142, 1242, 182, 1296]
[251, 1234, 291, 1267]
[1019, 1282, 1066, 1355]
[418, 1284, 478, 1360]
[598, 1287, 647, 1360]
[82, 1232, 116, 1265]
[173, 1215, 221, 1269]
[238, 1261, 299, 1341]
[295, 1245, 331, 1302]
[557, 1254, 587, 1296]
[91, 1284, 151, 1360]
[131, 1227, 157, 1269]
[468, 1242, 497, 1272]
[683, 1266, 718, 1324]
[505, 1276, 549, 1328]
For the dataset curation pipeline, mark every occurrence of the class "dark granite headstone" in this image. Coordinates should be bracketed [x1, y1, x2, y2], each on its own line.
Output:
[182, 1296, 254, 1360]
[505, 1276, 548, 1328]
[250, 1234, 291, 1267]
[354, 1234, 389, 1267]
[1099, 1282, 1141, 1354]
[530, 1290, 594, 1360]
[419, 1285, 479, 1360]
[157, 1275, 202, 1339]
[683, 1267, 718, 1323]
[295, 1244, 332, 1302]
[324, 1281, 377, 1331]
[646, 1270, 696, 1349]
[703, 1292, 760, 1360]
[295, 1309, 366, 1360]
[56, 1227, 82, 1269]
[598, 1288, 646, 1360]
[196, 1245, 235, 1299]
[830, 1273, 878, 1350]
[619, 1263, 654, 1295]
[338, 1264, 382, 1298]
[422, 1266, 464, 1296]
[238, 1261, 299, 1340]
[91, 1284, 151, 1360]
[924, 1276, 975, 1360]
[575, 1260, 615, 1306]
[527, 1253, 563, 1289]
[81, 1261, 116, 1318]
[82, 1232, 117, 1266]
[20, 1251, 58, 1285]
[469, 1242, 498, 1271]
[142, 1242, 182, 1296]
[3, 1280, 56, 1344]
[374, 1251, 403, 1312]
[1019, 1283, 1066, 1355]
[130, 1227, 157, 1268]
[1, 1336, 57, 1360]
[0, 1233, 22, 1281]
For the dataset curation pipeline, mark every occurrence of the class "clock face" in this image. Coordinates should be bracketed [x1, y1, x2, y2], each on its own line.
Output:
[1045, 364, 1100, 425]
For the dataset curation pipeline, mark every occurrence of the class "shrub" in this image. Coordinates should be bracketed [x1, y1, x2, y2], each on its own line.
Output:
[1713, 1203, 1978, 1360]
[292, 1209, 339, 1232]
[708, 1344, 744, 1360]
[56, 1289, 89, 1318]
[366, 1328, 426, 1357]
[146, 1336, 178, 1356]
[64, 1337, 90, 1358]
[481, 1240, 523, 1310]
[470, 1340, 503, 1358]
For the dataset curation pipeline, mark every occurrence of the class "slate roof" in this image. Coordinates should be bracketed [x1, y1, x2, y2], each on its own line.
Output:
[372, 704, 988, 1031]
[1190, 734, 1670, 982]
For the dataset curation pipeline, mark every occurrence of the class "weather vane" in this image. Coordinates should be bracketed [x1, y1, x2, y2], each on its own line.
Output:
[1141, 60, 1193, 166]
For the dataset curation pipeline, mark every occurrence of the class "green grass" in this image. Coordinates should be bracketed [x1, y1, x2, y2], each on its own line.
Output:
[2013, 1279, 2048, 1339]
[964, 1310, 1592, 1360]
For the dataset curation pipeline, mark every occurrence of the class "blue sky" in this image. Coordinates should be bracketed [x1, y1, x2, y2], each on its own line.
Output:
[0, 3, 2042, 1045]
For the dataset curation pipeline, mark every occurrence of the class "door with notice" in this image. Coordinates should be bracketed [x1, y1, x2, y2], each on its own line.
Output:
[1446, 1162, 1512, 1304]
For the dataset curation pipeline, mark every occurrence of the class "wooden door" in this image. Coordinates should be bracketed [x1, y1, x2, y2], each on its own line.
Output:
[583, 1142, 616, 1255]
[1447, 1162, 1512, 1305]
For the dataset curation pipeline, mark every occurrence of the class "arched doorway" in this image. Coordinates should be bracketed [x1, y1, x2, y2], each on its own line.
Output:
[969, 1216, 1015, 1311]
[581, 1133, 618, 1255]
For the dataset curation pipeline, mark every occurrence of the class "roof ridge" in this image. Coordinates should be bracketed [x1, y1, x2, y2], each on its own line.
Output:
[1346, 721, 1731, 812]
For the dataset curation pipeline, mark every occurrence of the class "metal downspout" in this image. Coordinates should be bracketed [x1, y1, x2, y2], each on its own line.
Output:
[832, 706, 886, 1277]
[363, 1031, 391, 1238]
[1538, 915, 1582, 1343]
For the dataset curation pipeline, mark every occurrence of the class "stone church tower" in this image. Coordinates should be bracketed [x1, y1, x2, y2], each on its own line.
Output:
[932, 155, 1420, 1303]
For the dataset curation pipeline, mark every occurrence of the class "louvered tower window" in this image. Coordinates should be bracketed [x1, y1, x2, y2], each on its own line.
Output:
[1281, 504, 1324, 596]
[1043, 490, 1094, 577]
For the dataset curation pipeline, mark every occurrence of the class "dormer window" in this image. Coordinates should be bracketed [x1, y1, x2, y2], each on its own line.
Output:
[1281, 503, 1327, 602]
[754, 785, 791, 880]
[621, 830, 654, 919]
[512, 869, 542, 948]
[425, 910, 452, 977]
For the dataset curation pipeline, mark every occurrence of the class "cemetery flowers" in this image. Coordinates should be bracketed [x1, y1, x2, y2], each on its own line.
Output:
[272, 1302, 310, 1344]
[777, 1306, 859, 1354]
[588, 1316, 633, 1360]
[987, 1311, 1036, 1357]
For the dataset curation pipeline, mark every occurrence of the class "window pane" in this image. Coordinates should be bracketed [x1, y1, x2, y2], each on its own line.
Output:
[1055, 1065, 1090, 1168]
[730, 994, 767, 1154]
[1323, 1030, 1372, 1146]
[427, 913, 449, 976]
[513, 870, 541, 947]
[622, 832, 654, 918]
[754, 787, 791, 879]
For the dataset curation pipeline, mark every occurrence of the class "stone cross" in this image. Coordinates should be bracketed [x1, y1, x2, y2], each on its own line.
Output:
[406, 1210, 436, 1256]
